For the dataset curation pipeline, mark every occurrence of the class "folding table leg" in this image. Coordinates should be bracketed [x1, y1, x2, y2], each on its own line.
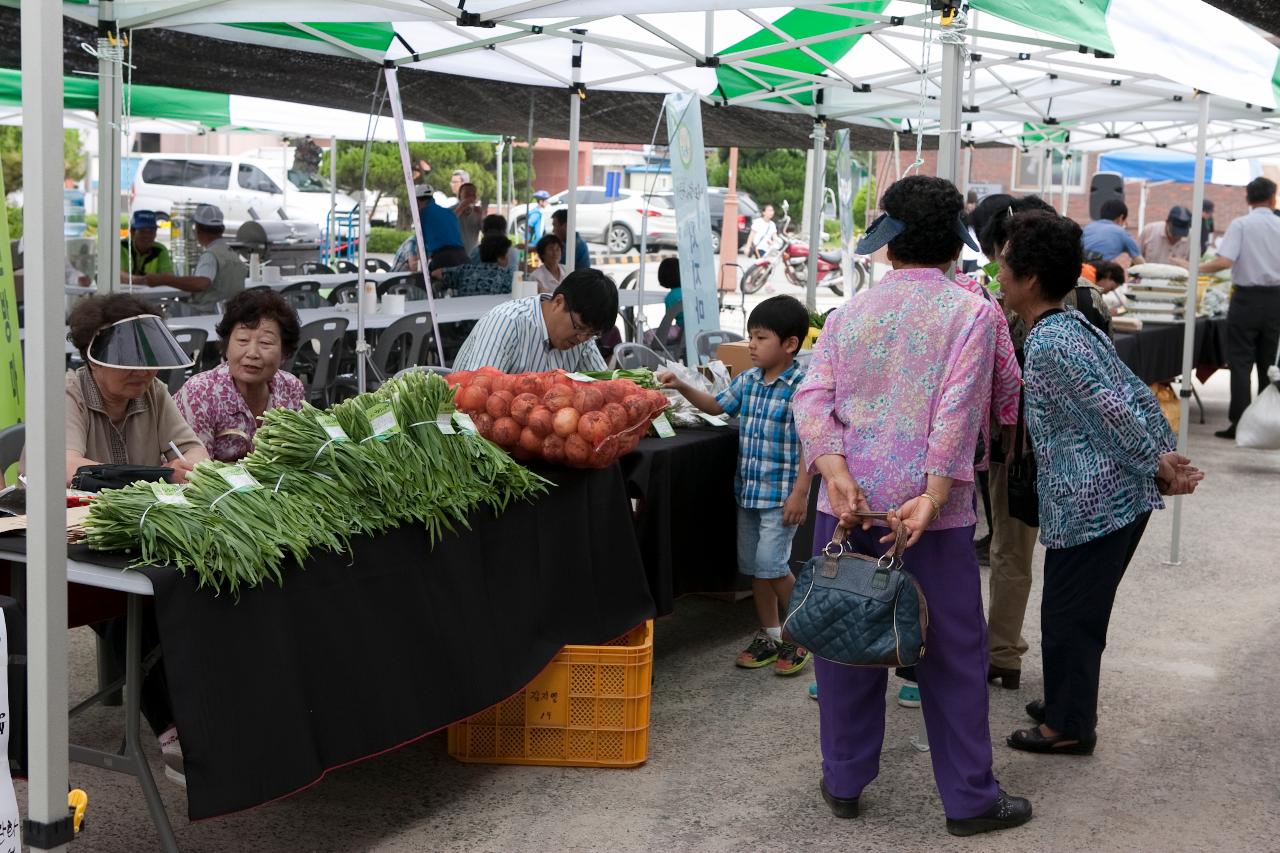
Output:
[122, 593, 179, 853]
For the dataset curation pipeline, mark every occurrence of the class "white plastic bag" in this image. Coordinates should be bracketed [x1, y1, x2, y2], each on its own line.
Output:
[1237, 380, 1280, 450]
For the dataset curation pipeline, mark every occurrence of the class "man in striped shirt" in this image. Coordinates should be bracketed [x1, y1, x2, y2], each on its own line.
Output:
[452, 269, 617, 373]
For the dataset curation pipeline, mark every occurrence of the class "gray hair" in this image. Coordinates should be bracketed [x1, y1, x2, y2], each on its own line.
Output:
[451, 169, 470, 182]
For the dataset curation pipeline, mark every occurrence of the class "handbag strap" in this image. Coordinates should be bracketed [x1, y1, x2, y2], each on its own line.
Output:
[825, 511, 907, 562]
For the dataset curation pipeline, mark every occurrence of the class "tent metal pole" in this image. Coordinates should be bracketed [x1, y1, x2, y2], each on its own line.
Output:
[565, 33, 585, 275]
[1167, 91, 1211, 567]
[97, 2, 123, 293]
[384, 67, 447, 369]
[496, 138, 505, 219]
[805, 118, 826, 312]
[22, 0, 71, 848]
[508, 138, 515, 215]
[936, 33, 964, 184]
[1138, 179, 1148, 233]
[329, 136, 338, 264]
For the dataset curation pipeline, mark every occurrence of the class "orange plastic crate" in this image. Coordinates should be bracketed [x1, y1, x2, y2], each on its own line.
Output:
[448, 621, 652, 768]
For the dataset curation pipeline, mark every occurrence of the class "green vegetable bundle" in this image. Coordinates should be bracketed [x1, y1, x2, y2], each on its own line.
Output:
[581, 368, 659, 389]
[85, 371, 550, 594]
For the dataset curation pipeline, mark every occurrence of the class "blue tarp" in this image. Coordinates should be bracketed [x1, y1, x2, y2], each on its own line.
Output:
[1098, 150, 1211, 183]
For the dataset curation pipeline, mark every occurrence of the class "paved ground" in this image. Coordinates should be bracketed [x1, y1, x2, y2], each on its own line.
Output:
[14, 360, 1280, 853]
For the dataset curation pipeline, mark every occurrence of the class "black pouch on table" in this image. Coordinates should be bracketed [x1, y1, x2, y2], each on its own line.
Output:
[70, 464, 173, 493]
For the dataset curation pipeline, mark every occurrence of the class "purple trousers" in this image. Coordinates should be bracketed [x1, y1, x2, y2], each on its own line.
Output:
[812, 512, 1000, 819]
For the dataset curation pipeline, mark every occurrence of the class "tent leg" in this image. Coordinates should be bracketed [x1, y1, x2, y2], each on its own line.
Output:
[936, 36, 964, 184]
[96, 2, 123, 293]
[1167, 92, 1211, 567]
[21, 0, 71, 848]
[805, 120, 826, 312]
[565, 34, 584, 275]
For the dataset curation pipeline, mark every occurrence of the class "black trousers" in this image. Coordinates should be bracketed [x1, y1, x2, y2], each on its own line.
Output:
[1041, 512, 1150, 739]
[1226, 287, 1280, 423]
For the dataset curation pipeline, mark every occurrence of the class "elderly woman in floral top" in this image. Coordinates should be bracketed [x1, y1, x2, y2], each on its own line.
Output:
[175, 289, 305, 461]
[792, 175, 1031, 837]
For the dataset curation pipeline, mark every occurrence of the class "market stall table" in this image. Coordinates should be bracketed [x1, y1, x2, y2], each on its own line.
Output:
[1112, 316, 1228, 384]
[0, 463, 653, 846]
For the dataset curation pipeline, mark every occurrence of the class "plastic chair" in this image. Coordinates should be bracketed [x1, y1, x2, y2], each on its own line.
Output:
[694, 329, 744, 365]
[618, 270, 638, 290]
[245, 284, 273, 293]
[335, 260, 359, 274]
[299, 261, 334, 275]
[377, 274, 426, 297]
[160, 328, 208, 394]
[155, 299, 217, 319]
[365, 258, 392, 273]
[0, 423, 24, 486]
[337, 312, 439, 394]
[281, 280, 326, 310]
[645, 300, 683, 361]
[609, 342, 664, 370]
[285, 317, 349, 406]
[326, 281, 360, 305]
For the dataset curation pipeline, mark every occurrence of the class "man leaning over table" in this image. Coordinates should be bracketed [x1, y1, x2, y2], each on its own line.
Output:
[452, 269, 617, 374]
[135, 203, 245, 313]
[1199, 176, 1280, 440]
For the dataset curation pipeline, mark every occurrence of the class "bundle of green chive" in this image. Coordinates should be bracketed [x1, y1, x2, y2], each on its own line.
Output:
[83, 371, 550, 595]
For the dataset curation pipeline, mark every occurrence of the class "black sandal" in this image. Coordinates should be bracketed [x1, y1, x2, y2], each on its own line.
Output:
[1025, 699, 1045, 723]
[1006, 726, 1096, 755]
[987, 664, 1020, 689]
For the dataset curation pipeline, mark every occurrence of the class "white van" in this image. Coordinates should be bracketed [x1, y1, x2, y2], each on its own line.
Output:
[130, 151, 359, 234]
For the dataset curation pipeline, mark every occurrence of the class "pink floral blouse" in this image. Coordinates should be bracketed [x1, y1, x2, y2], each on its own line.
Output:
[793, 268, 998, 530]
[953, 271, 1021, 428]
[174, 364, 305, 462]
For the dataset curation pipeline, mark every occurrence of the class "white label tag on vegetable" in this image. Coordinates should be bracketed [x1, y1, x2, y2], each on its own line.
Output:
[453, 412, 478, 433]
[697, 412, 729, 427]
[368, 404, 400, 438]
[652, 412, 676, 438]
[149, 482, 191, 506]
[434, 413, 457, 435]
[564, 372, 596, 382]
[315, 414, 350, 442]
[217, 465, 261, 492]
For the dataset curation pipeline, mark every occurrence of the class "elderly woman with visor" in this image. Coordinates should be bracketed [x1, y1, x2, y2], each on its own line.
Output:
[61, 294, 208, 485]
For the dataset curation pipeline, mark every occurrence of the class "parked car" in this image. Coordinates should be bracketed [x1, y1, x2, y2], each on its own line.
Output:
[509, 186, 677, 254]
[706, 188, 759, 254]
[130, 151, 360, 234]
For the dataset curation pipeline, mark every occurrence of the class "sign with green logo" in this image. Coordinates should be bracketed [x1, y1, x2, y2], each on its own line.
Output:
[0, 165, 21, 484]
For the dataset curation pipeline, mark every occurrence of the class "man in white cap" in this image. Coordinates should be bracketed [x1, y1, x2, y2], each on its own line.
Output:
[140, 203, 245, 313]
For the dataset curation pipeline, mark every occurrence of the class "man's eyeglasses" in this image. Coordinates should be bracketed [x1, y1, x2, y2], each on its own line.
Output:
[568, 312, 598, 342]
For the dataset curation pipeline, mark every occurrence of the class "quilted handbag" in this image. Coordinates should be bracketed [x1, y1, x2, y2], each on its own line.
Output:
[782, 516, 928, 668]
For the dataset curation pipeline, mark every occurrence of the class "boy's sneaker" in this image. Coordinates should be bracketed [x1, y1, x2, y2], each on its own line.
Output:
[775, 641, 812, 676]
[736, 631, 780, 668]
[897, 684, 921, 708]
[158, 726, 186, 787]
[808, 682, 819, 701]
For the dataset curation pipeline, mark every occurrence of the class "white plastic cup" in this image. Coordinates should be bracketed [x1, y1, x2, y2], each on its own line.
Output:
[382, 294, 406, 315]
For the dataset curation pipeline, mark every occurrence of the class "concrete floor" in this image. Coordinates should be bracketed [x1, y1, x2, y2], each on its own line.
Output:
[15, 370, 1280, 852]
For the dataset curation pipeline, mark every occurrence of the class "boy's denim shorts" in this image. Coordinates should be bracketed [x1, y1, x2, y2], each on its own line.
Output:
[737, 506, 796, 580]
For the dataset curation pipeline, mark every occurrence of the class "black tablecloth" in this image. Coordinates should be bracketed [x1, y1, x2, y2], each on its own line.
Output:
[2, 464, 654, 820]
[620, 429, 741, 615]
[1112, 317, 1228, 384]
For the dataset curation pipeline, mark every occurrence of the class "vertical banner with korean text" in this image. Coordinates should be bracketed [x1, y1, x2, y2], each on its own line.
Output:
[0, 163, 22, 466]
[663, 92, 719, 366]
[835, 129, 855, 299]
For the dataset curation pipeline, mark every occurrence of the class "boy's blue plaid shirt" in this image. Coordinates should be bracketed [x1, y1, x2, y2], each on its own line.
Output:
[715, 361, 806, 508]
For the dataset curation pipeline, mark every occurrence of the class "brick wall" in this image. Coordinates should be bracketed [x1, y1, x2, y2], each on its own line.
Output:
[870, 146, 1253, 244]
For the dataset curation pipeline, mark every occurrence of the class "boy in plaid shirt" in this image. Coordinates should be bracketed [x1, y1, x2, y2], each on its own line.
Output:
[660, 296, 814, 675]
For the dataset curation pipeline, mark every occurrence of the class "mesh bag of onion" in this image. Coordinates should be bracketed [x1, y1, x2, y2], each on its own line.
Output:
[446, 368, 669, 468]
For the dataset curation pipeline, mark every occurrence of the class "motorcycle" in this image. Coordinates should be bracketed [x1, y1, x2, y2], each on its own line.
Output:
[740, 203, 870, 296]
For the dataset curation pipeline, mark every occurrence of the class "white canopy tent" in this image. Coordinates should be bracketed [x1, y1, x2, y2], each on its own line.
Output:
[20, 1, 1280, 847]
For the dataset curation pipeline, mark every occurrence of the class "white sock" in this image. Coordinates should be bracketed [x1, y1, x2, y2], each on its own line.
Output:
[765, 626, 782, 642]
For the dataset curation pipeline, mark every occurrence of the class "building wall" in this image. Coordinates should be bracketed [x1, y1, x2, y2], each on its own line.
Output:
[530, 138, 594, 198]
[874, 146, 1255, 246]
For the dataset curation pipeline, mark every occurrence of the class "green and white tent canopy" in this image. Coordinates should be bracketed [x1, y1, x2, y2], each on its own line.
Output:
[0, 66, 498, 141]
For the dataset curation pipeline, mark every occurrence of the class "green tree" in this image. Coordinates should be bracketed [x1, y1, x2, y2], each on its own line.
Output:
[0, 127, 86, 193]
[852, 175, 876, 231]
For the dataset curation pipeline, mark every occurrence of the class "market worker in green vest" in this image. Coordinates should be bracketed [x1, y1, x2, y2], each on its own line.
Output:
[120, 209, 173, 283]
[138, 204, 245, 313]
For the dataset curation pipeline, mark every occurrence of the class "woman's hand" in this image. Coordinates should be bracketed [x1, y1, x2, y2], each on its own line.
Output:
[884, 496, 934, 550]
[164, 456, 195, 484]
[1156, 451, 1204, 496]
[815, 463, 871, 529]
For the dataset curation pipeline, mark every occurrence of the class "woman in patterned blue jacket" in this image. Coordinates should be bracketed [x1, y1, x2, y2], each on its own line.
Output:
[994, 210, 1203, 756]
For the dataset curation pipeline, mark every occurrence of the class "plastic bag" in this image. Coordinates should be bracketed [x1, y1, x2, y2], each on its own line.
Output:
[446, 368, 669, 468]
[1236, 380, 1280, 450]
